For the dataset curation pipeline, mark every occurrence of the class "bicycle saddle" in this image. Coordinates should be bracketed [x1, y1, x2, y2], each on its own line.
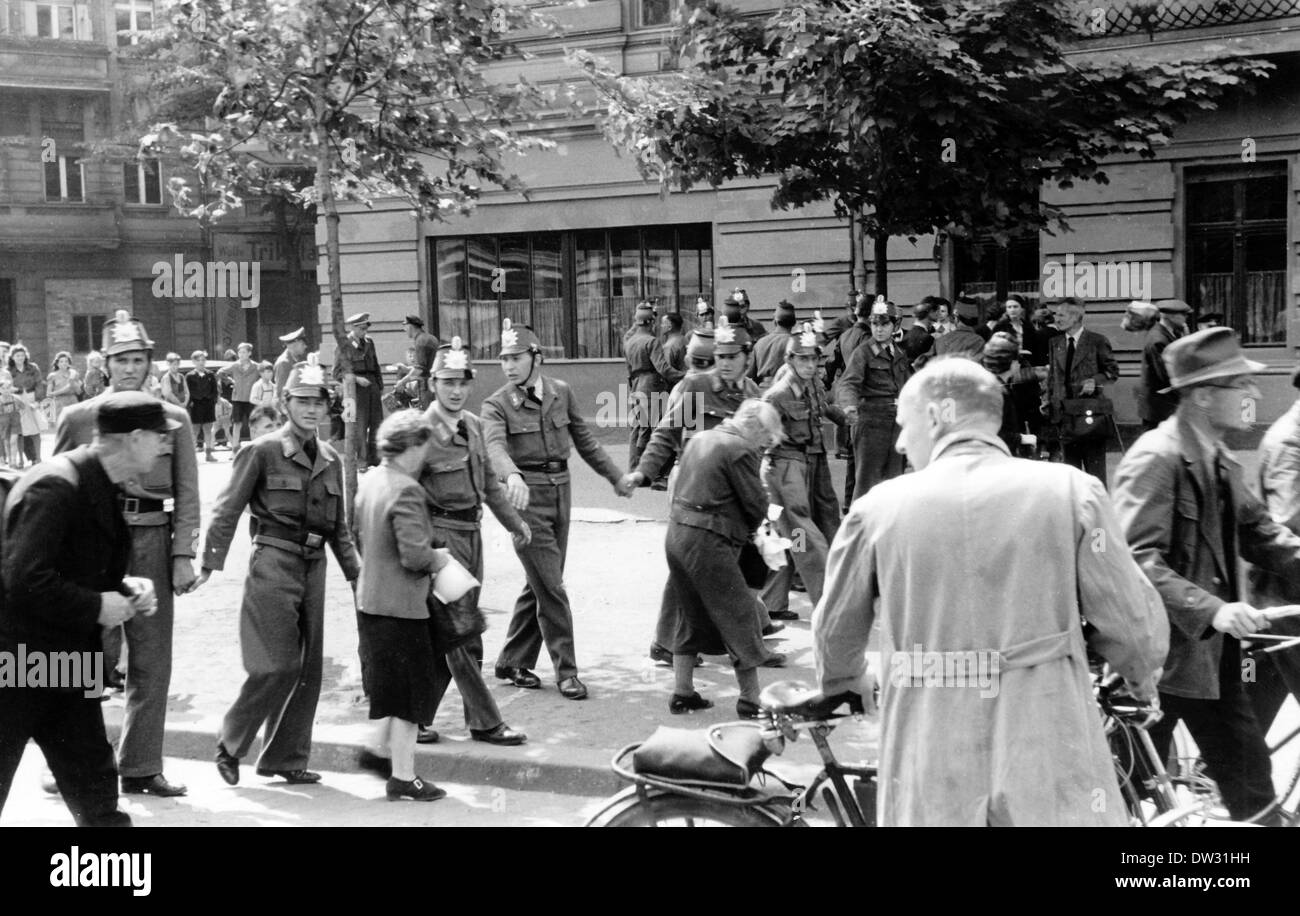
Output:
[760, 680, 862, 720]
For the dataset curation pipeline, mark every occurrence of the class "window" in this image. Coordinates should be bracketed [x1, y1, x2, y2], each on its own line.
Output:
[638, 0, 702, 28]
[44, 155, 84, 201]
[123, 158, 161, 204]
[0, 279, 14, 346]
[1186, 169, 1287, 345]
[24, 1, 90, 40]
[114, 0, 153, 46]
[954, 234, 1041, 314]
[433, 223, 713, 359]
[73, 314, 107, 353]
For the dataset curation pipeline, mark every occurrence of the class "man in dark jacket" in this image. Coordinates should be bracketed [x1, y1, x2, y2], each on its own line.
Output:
[1113, 327, 1300, 824]
[0, 392, 175, 826]
[1044, 298, 1119, 485]
[1138, 299, 1190, 430]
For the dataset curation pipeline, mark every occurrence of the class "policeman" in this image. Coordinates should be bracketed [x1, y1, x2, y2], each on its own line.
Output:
[197, 355, 361, 785]
[273, 327, 309, 410]
[482, 320, 631, 700]
[333, 312, 384, 467]
[759, 323, 844, 622]
[623, 300, 671, 472]
[694, 296, 715, 331]
[723, 288, 767, 341]
[54, 310, 200, 798]
[684, 327, 715, 375]
[835, 296, 913, 502]
[750, 299, 797, 388]
[418, 337, 530, 745]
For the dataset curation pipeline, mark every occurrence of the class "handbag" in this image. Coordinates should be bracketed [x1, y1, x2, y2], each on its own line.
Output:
[632, 722, 771, 789]
[428, 582, 487, 649]
[1059, 396, 1114, 441]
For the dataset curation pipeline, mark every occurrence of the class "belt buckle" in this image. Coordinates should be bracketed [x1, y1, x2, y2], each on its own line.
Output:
[121, 497, 140, 514]
[304, 533, 325, 549]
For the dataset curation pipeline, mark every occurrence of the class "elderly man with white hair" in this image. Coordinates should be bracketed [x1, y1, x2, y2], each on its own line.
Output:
[813, 357, 1169, 826]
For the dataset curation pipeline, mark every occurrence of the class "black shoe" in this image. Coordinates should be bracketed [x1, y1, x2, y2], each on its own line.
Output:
[216, 743, 239, 786]
[650, 478, 669, 491]
[769, 609, 800, 621]
[557, 676, 588, 700]
[386, 776, 446, 802]
[470, 723, 528, 746]
[256, 768, 322, 785]
[493, 666, 542, 689]
[761, 622, 785, 636]
[669, 692, 714, 715]
[416, 727, 440, 744]
[760, 652, 787, 668]
[121, 774, 187, 797]
[736, 698, 763, 719]
[356, 749, 392, 779]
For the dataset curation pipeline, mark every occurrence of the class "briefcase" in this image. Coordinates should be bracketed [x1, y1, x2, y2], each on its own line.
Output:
[1059, 396, 1114, 442]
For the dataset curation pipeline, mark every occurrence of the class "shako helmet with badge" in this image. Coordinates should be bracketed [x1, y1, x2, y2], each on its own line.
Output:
[498, 318, 541, 357]
[432, 336, 474, 380]
[102, 309, 154, 357]
[713, 315, 751, 356]
[285, 353, 331, 399]
[786, 321, 821, 358]
[868, 295, 900, 324]
[686, 328, 715, 364]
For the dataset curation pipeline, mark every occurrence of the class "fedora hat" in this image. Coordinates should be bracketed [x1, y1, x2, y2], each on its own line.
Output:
[1160, 327, 1265, 394]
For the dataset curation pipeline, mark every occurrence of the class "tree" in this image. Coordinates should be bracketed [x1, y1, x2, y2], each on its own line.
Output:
[573, 0, 1272, 296]
[133, 0, 560, 496]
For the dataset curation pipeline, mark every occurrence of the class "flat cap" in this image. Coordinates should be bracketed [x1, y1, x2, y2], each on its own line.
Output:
[279, 327, 307, 343]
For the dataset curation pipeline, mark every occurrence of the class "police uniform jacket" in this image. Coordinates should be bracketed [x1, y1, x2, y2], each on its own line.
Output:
[763, 372, 843, 460]
[55, 392, 200, 559]
[750, 329, 793, 387]
[201, 424, 361, 579]
[623, 326, 668, 409]
[1113, 415, 1300, 699]
[332, 334, 382, 383]
[420, 406, 526, 536]
[272, 349, 296, 404]
[652, 333, 686, 389]
[834, 338, 913, 411]
[481, 375, 621, 487]
[636, 370, 760, 481]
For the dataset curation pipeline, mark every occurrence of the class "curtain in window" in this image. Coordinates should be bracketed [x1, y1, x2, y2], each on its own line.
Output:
[531, 234, 565, 359]
[467, 237, 498, 360]
[576, 230, 611, 358]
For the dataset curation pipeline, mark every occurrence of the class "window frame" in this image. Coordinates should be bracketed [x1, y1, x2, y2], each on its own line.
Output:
[114, 0, 154, 46]
[122, 157, 163, 205]
[24, 0, 90, 41]
[72, 314, 107, 354]
[44, 154, 85, 202]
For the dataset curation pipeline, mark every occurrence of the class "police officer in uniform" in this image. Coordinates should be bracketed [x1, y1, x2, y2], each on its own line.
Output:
[482, 320, 631, 700]
[273, 327, 309, 410]
[723, 288, 767, 342]
[333, 312, 384, 467]
[694, 296, 715, 331]
[759, 323, 844, 621]
[417, 337, 530, 745]
[623, 300, 671, 472]
[198, 355, 361, 785]
[54, 310, 200, 798]
[835, 297, 913, 502]
[750, 300, 797, 389]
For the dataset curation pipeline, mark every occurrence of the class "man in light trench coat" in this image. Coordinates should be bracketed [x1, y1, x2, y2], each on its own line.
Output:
[814, 358, 1169, 826]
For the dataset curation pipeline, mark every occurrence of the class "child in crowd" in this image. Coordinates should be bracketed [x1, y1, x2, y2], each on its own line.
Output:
[249, 361, 276, 408]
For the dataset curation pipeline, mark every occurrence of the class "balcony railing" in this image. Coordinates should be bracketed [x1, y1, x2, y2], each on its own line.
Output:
[1082, 0, 1299, 38]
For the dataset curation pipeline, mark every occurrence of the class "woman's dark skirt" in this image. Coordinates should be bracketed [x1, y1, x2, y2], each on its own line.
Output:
[357, 612, 438, 725]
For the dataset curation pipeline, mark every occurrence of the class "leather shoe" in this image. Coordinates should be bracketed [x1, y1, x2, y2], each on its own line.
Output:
[648, 643, 702, 667]
[557, 676, 588, 700]
[356, 749, 392, 778]
[493, 666, 542, 689]
[760, 652, 787, 668]
[736, 698, 763, 719]
[470, 723, 528, 746]
[761, 622, 785, 636]
[256, 768, 322, 785]
[416, 726, 440, 744]
[215, 744, 239, 786]
[769, 609, 800, 621]
[669, 692, 714, 714]
[386, 776, 446, 802]
[121, 774, 187, 797]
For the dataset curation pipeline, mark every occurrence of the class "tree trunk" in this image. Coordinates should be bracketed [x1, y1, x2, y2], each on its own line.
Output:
[873, 234, 889, 299]
[848, 210, 862, 293]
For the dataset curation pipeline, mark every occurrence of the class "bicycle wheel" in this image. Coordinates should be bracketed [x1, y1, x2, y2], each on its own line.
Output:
[585, 788, 786, 827]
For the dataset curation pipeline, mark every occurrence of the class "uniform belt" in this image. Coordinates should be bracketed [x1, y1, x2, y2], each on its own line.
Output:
[118, 496, 172, 526]
[119, 496, 166, 513]
[256, 522, 329, 550]
[430, 505, 482, 523]
[859, 397, 899, 408]
[516, 460, 567, 473]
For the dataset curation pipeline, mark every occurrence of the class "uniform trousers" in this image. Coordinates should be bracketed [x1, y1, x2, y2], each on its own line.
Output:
[0, 686, 128, 826]
[428, 523, 503, 731]
[852, 405, 906, 503]
[219, 544, 326, 771]
[497, 480, 578, 681]
[355, 379, 383, 467]
[759, 453, 839, 617]
[629, 425, 653, 472]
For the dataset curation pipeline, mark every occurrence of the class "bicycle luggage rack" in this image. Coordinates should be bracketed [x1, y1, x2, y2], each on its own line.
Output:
[610, 743, 797, 808]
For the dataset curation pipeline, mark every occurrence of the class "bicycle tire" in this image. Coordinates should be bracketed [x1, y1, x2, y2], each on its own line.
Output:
[585, 789, 787, 827]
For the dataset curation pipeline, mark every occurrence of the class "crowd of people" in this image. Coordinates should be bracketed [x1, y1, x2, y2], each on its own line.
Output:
[2, 286, 1300, 827]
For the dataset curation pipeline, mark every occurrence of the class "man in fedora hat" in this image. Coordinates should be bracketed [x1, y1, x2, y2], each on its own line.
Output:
[1138, 299, 1191, 431]
[54, 311, 200, 799]
[2, 392, 177, 825]
[273, 327, 309, 410]
[333, 312, 383, 467]
[1113, 327, 1300, 824]
[397, 314, 439, 410]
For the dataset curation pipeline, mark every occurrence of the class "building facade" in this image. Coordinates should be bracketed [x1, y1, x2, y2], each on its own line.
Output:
[0, 0, 318, 371]
[327, 0, 1299, 425]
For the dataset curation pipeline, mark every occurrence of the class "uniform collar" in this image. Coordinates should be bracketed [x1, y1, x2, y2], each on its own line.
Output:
[506, 375, 548, 409]
[425, 403, 465, 443]
[279, 424, 333, 470]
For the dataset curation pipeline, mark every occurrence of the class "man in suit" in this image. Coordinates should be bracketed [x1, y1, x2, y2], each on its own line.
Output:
[1113, 327, 1300, 824]
[1044, 297, 1119, 485]
[1138, 299, 1191, 430]
[333, 312, 384, 467]
[54, 311, 200, 799]
[1, 392, 175, 826]
[900, 297, 941, 363]
[815, 358, 1167, 825]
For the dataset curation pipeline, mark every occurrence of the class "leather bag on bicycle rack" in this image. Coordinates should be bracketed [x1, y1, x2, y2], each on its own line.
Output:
[632, 723, 771, 789]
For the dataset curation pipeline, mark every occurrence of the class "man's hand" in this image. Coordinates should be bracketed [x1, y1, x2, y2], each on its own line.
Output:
[431, 547, 452, 573]
[511, 522, 532, 549]
[505, 473, 529, 512]
[857, 668, 880, 716]
[193, 568, 213, 591]
[614, 476, 636, 498]
[121, 576, 158, 617]
[844, 406, 859, 424]
[1212, 602, 1271, 640]
[172, 558, 198, 596]
[1080, 378, 1097, 396]
[99, 592, 136, 628]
